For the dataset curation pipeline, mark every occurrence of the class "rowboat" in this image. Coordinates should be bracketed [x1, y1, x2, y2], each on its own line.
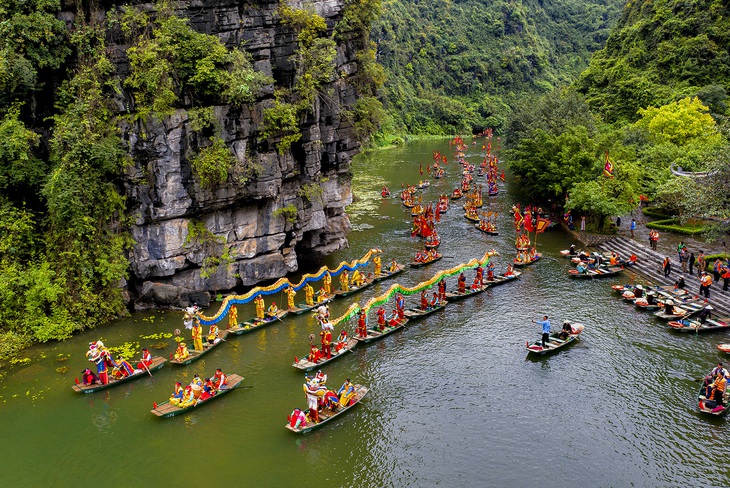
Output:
[717, 344, 730, 354]
[513, 253, 542, 268]
[228, 311, 288, 335]
[445, 285, 485, 301]
[285, 384, 369, 433]
[560, 249, 583, 258]
[292, 338, 358, 371]
[697, 373, 729, 416]
[409, 255, 442, 268]
[653, 301, 707, 321]
[464, 212, 480, 222]
[170, 330, 229, 365]
[72, 357, 167, 393]
[483, 270, 522, 287]
[151, 374, 244, 418]
[418, 181, 430, 189]
[568, 265, 623, 278]
[668, 317, 730, 333]
[288, 295, 334, 315]
[474, 223, 498, 235]
[526, 333, 580, 356]
[451, 190, 463, 200]
[424, 235, 441, 249]
[372, 264, 405, 283]
[403, 302, 447, 320]
[333, 275, 375, 297]
[354, 318, 408, 343]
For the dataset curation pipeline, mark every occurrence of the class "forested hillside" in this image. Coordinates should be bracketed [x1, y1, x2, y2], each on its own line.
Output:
[506, 0, 730, 236]
[371, 0, 622, 138]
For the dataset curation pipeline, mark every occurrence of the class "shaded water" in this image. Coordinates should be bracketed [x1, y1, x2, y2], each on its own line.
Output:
[2, 139, 729, 487]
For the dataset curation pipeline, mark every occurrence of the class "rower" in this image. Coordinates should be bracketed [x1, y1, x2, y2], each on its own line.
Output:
[569, 244, 576, 256]
[213, 368, 228, 390]
[207, 324, 220, 345]
[634, 285, 644, 298]
[267, 302, 279, 319]
[664, 299, 675, 316]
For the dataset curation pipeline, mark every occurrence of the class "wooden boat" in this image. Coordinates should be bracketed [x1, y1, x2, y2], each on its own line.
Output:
[409, 254, 442, 268]
[717, 344, 730, 354]
[668, 317, 730, 333]
[474, 223, 498, 235]
[418, 181, 430, 189]
[560, 249, 583, 258]
[483, 270, 522, 287]
[151, 374, 244, 418]
[292, 338, 358, 371]
[568, 265, 623, 278]
[526, 333, 580, 356]
[228, 311, 287, 336]
[697, 374, 729, 416]
[513, 253, 542, 268]
[464, 212, 480, 222]
[653, 301, 707, 321]
[285, 384, 369, 433]
[444, 285, 485, 301]
[403, 301, 447, 320]
[424, 235, 441, 249]
[403, 200, 415, 209]
[72, 357, 166, 393]
[354, 318, 408, 343]
[288, 295, 334, 315]
[372, 264, 405, 283]
[451, 189, 463, 200]
[170, 330, 229, 365]
[333, 275, 375, 297]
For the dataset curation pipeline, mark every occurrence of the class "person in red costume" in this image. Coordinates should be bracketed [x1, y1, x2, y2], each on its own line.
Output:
[357, 310, 368, 338]
[457, 273, 466, 293]
[320, 329, 332, 359]
[213, 368, 228, 390]
[420, 290, 429, 310]
[377, 307, 387, 331]
[137, 348, 153, 370]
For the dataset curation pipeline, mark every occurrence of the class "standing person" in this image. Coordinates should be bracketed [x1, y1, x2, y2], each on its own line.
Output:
[630, 219, 636, 237]
[191, 319, 204, 352]
[663, 257, 672, 278]
[701, 272, 712, 298]
[653, 231, 660, 250]
[697, 251, 706, 273]
[689, 252, 696, 275]
[228, 304, 238, 329]
[677, 241, 686, 261]
[616, 216, 622, 229]
[721, 264, 730, 291]
[712, 259, 722, 283]
[532, 316, 551, 348]
[285, 286, 296, 310]
[680, 248, 688, 273]
[580, 216, 586, 231]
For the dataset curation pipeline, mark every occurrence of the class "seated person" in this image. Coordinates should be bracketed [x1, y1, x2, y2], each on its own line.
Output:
[633, 285, 644, 298]
[169, 382, 184, 406]
[174, 342, 189, 361]
[646, 293, 656, 305]
[308, 345, 322, 363]
[557, 322, 573, 340]
[568, 244, 576, 255]
[698, 305, 713, 325]
[675, 276, 686, 290]
[82, 368, 98, 385]
[197, 385, 215, 402]
[663, 300, 675, 316]
[576, 263, 587, 274]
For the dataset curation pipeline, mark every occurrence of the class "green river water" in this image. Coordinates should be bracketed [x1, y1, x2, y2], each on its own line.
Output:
[1, 139, 729, 487]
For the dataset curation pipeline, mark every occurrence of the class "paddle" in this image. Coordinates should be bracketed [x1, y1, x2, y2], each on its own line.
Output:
[140, 358, 153, 378]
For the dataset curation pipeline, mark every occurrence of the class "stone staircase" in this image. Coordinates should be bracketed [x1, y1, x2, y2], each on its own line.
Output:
[595, 236, 730, 317]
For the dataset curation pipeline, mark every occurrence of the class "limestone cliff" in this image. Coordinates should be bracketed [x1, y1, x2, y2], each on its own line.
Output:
[76, 0, 365, 309]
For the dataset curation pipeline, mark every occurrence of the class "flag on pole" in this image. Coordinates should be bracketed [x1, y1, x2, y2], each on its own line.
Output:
[535, 217, 551, 234]
[603, 151, 614, 178]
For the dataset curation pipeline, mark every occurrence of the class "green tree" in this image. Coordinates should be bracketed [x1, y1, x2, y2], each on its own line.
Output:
[635, 97, 722, 147]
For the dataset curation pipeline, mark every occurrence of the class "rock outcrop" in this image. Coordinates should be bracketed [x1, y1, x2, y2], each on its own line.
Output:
[77, 0, 364, 309]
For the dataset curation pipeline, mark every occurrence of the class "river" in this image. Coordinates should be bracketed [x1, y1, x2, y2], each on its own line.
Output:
[1, 139, 728, 487]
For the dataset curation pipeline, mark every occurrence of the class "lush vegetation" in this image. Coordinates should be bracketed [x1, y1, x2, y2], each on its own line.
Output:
[371, 0, 623, 140]
[507, 0, 730, 237]
[645, 219, 709, 236]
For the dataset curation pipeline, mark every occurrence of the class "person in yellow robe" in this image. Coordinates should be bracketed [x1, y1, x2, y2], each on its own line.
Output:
[339, 270, 349, 292]
[254, 295, 265, 319]
[191, 320, 203, 351]
[285, 286, 296, 310]
[174, 342, 189, 361]
[323, 272, 332, 294]
[373, 255, 382, 276]
[304, 283, 314, 306]
[351, 269, 363, 287]
[228, 304, 238, 329]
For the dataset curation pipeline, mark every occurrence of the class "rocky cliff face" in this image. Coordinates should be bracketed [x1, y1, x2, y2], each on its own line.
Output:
[78, 0, 362, 309]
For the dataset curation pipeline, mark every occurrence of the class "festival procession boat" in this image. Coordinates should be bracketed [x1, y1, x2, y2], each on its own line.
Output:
[464, 207, 480, 222]
[403, 301, 447, 320]
[170, 330, 230, 366]
[288, 294, 334, 315]
[285, 383, 369, 434]
[483, 270, 522, 287]
[151, 374, 244, 418]
[568, 265, 623, 278]
[475, 221, 498, 235]
[292, 338, 359, 371]
[526, 323, 584, 356]
[372, 263, 406, 283]
[451, 188, 463, 200]
[668, 316, 730, 333]
[697, 372, 729, 417]
[513, 253, 541, 268]
[424, 233, 441, 249]
[444, 284, 485, 301]
[409, 253, 442, 268]
[354, 317, 409, 344]
[72, 356, 167, 394]
[228, 310, 288, 335]
[333, 274, 376, 298]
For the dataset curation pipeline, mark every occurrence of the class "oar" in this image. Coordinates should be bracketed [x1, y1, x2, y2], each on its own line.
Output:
[140, 358, 153, 378]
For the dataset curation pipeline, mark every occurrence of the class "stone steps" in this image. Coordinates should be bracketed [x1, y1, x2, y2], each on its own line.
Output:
[595, 237, 730, 317]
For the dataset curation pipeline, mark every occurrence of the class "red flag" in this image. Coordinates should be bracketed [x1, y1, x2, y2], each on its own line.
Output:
[169, 353, 173, 359]
[153, 402, 158, 409]
[524, 212, 534, 233]
[419, 164, 423, 175]
[535, 217, 551, 234]
[75, 377, 80, 385]
[603, 151, 614, 178]
[294, 356, 299, 363]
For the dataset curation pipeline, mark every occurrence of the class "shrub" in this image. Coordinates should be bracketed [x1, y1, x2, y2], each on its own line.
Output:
[645, 218, 708, 235]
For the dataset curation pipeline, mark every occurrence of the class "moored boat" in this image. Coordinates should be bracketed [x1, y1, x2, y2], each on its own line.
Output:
[717, 344, 730, 354]
[228, 311, 288, 336]
[354, 318, 408, 343]
[668, 317, 730, 333]
[151, 374, 244, 418]
[170, 330, 229, 365]
[568, 265, 623, 278]
[653, 301, 706, 321]
[285, 384, 369, 433]
[72, 356, 167, 393]
[292, 338, 358, 371]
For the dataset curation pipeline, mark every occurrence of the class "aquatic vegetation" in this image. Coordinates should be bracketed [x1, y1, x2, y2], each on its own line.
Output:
[56, 366, 68, 374]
